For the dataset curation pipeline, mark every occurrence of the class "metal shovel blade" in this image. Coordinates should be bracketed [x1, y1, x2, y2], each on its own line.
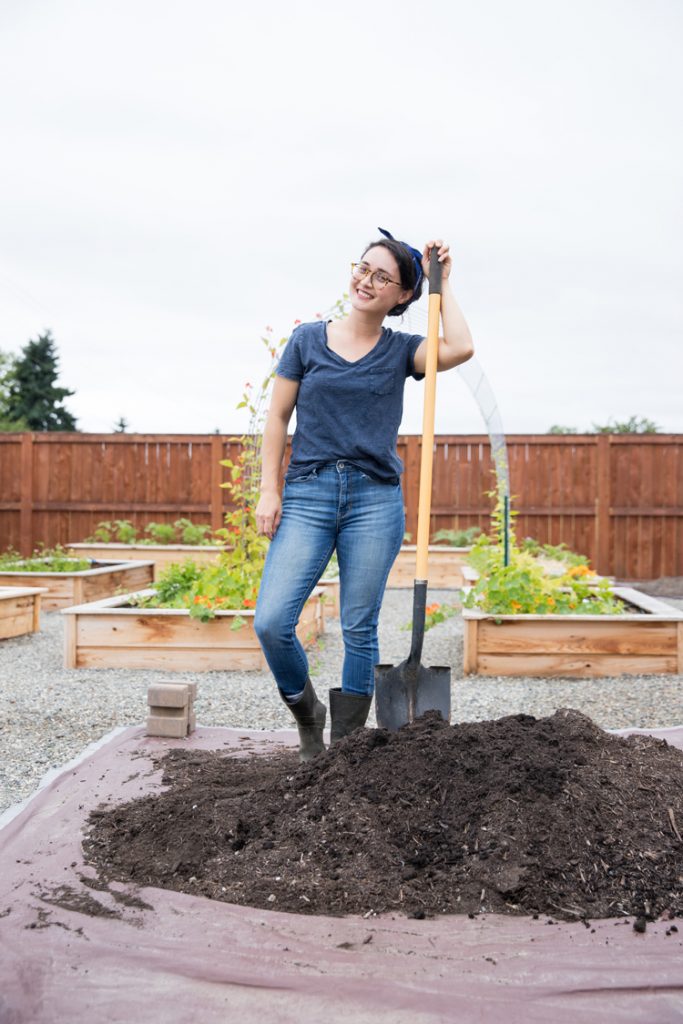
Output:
[374, 658, 451, 731]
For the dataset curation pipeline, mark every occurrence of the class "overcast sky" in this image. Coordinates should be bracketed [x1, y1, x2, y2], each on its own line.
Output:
[0, 0, 681, 436]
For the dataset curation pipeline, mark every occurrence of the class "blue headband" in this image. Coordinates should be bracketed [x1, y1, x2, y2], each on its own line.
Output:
[377, 227, 423, 293]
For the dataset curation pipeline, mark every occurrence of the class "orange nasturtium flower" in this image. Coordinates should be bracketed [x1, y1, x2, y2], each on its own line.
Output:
[510, 600, 522, 612]
[425, 603, 440, 615]
[242, 598, 256, 608]
[567, 564, 595, 578]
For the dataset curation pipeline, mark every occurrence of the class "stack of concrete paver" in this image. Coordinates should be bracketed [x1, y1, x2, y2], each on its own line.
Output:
[146, 682, 197, 737]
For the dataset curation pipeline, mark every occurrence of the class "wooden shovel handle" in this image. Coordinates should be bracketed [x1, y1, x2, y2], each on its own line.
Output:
[415, 247, 442, 581]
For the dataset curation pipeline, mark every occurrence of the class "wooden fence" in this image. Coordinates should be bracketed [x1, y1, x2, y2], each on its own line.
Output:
[1, 433, 681, 579]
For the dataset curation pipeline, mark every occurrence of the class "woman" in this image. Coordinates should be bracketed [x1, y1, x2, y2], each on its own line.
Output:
[254, 229, 474, 761]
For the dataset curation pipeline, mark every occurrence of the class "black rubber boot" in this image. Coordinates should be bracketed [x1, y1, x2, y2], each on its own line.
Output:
[329, 687, 372, 743]
[280, 678, 326, 762]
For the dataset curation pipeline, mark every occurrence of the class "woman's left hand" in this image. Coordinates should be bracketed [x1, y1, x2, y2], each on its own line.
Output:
[422, 239, 452, 282]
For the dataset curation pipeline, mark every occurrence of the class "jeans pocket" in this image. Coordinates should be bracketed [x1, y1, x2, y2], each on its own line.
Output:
[289, 468, 318, 483]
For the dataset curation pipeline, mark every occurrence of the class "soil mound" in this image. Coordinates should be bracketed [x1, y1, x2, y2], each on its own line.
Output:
[84, 709, 683, 920]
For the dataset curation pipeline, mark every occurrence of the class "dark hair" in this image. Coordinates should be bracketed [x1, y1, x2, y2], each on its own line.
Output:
[361, 238, 424, 316]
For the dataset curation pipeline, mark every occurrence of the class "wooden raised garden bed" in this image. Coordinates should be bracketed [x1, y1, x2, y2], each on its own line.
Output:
[62, 588, 326, 671]
[462, 587, 683, 677]
[0, 561, 155, 612]
[0, 587, 48, 640]
[68, 543, 224, 580]
[387, 546, 471, 589]
[317, 578, 340, 621]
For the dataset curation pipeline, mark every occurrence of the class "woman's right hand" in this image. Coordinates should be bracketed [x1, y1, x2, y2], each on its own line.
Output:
[255, 489, 282, 539]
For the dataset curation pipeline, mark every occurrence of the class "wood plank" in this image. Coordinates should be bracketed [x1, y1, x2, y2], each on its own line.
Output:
[64, 614, 77, 668]
[404, 435, 420, 540]
[67, 589, 323, 670]
[76, 646, 266, 671]
[610, 507, 683, 516]
[19, 433, 33, 556]
[30, 501, 213, 514]
[477, 618, 678, 655]
[0, 576, 73, 611]
[617, 587, 683, 616]
[0, 588, 42, 637]
[463, 617, 478, 673]
[475, 654, 677, 677]
[318, 580, 340, 619]
[75, 614, 260, 648]
[0, 610, 35, 639]
[68, 545, 224, 580]
[210, 435, 224, 533]
[81, 564, 154, 602]
[386, 547, 470, 588]
[0, 595, 36, 620]
[595, 434, 610, 575]
[297, 596, 324, 646]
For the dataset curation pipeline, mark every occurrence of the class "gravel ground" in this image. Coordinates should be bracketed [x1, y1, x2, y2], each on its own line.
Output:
[1, 588, 682, 816]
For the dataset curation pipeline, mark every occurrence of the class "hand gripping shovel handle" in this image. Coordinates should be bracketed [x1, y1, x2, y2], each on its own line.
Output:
[408, 246, 442, 667]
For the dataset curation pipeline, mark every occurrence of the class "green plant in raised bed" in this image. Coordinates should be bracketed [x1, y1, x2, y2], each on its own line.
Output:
[0, 544, 92, 572]
[463, 487, 625, 616]
[144, 521, 178, 544]
[112, 520, 138, 544]
[89, 520, 139, 543]
[173, 518, 212, 545]
[131, 557, 262, 624]
[519, 537, 589, 568]
[89, 521, 115, 542]
[86, 517, 218, 546]
[431, 526, 482, 547]
[0, 547, 23, 568]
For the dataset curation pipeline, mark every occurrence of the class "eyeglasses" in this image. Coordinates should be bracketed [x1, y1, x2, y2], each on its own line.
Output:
[350, 262, 401, 291]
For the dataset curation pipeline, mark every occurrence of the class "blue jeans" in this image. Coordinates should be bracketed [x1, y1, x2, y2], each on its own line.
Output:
[254, 462, 404, 697]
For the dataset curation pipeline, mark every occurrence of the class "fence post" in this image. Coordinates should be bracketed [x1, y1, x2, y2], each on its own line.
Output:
[210, 435, 224, 533]
[20, 433, 34, 556]
[404, 436, 420, 540]
[595, 434, 611, 575]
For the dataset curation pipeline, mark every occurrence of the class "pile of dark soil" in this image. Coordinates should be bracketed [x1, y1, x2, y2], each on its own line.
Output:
[84, 710, 683, 921]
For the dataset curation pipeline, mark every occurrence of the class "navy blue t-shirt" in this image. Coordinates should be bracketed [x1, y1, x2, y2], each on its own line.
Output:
[276, 320, 425, 483]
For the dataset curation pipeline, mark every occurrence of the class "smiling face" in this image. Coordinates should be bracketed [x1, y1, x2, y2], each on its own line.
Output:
[350, 245, 413, 316]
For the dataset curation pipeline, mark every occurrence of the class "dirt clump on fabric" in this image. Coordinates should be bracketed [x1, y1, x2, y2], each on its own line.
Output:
[83, 709, 683, 921]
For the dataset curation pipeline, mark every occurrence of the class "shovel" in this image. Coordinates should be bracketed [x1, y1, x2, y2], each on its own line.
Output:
[374, 246, 451, 731]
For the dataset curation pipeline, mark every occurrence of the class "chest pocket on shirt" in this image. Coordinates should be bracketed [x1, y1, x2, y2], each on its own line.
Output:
[370, 370, 397, 395]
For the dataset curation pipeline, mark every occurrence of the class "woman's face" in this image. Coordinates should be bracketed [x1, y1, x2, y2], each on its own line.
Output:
[349, 245, 413, 316]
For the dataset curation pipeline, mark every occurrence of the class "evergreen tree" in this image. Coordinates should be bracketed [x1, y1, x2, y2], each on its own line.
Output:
[5, 331, 77, 431]
[0, 350, 26, 431]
